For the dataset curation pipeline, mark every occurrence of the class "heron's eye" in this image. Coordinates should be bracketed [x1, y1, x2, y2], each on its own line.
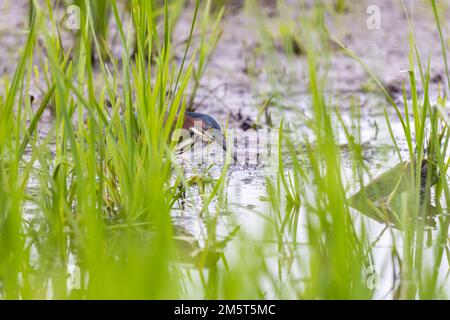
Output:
[204, 127, 215, 141]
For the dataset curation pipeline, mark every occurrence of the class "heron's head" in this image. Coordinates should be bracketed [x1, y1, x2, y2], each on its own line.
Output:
[184, 112, 227, 151]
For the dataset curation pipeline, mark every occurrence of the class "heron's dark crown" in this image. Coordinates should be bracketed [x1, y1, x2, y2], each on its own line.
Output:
[185, 112, 223, 132]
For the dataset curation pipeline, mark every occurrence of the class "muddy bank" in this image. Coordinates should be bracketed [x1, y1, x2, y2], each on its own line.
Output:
[1, 0, 449, 130]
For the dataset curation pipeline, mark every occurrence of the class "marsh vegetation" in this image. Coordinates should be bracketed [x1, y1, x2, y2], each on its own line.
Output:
[1, 0, 450, 299]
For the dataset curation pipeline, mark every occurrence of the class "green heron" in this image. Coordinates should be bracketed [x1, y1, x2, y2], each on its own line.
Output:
[123, 111, 233, 161]
[173, 112, 231, 160]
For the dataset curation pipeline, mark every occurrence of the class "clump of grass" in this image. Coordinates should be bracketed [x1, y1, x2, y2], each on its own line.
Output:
[325, 0, 450, 298]
[253, 0, 450, 299]
[0, 0, 227, 299]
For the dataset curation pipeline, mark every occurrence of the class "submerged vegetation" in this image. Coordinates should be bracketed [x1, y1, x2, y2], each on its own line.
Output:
[0, 0, 450, 299]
